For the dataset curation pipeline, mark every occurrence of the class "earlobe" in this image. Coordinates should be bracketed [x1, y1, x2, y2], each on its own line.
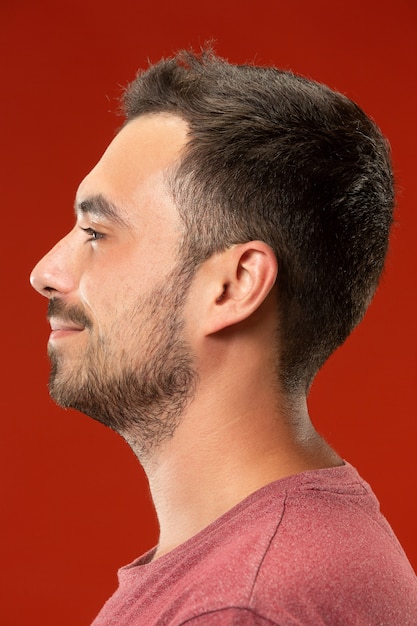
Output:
[204, 241, 278, 336]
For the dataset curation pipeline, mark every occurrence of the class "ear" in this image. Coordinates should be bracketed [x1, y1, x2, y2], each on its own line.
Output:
[202, 241, 278, 336]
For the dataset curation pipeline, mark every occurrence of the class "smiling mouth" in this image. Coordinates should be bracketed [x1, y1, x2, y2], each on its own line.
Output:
[46, 299, 93, 342]
[48, 318, 86, 340]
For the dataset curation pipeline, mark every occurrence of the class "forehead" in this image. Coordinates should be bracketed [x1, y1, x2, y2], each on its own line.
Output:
[76, 113, 189, 225]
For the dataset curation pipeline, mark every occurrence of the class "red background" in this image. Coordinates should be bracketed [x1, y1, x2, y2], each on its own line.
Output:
[1, 1, 416, 624]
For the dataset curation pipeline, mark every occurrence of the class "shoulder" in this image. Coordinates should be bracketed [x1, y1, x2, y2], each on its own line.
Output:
[176, 463, 417, 624]
[248, 464, 417, 624]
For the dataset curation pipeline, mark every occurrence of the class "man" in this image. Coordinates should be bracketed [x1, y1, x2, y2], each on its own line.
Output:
[30, 49, 417, 624]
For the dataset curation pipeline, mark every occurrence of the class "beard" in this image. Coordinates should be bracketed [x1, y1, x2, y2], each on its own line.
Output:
[47, 263, 198, 458]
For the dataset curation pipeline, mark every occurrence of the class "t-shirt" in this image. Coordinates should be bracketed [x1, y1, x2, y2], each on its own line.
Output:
[92, 463, 417, 625]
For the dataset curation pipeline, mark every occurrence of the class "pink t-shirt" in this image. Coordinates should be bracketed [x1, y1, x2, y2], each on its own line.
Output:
[92, 464, 417, 625]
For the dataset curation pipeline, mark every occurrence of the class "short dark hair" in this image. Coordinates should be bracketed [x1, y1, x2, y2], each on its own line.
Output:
[123, 49, 394, 393]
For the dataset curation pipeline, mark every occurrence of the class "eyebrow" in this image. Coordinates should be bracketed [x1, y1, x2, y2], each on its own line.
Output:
[75, 194, 131, 229]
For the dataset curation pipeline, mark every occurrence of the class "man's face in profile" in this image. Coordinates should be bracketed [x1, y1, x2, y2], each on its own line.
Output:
[30, 115, 198, 453]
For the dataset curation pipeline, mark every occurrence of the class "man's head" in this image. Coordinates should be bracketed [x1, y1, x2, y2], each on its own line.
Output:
[31, 49, 394, 449]
[123, 49, 394, 392]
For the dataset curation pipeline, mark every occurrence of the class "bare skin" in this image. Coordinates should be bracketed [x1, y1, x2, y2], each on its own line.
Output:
[143, 274, 343, 559]
[31, 113, 343, 562]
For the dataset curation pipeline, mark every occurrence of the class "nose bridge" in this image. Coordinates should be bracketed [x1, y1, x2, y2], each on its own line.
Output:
[30, 229, 79, 297]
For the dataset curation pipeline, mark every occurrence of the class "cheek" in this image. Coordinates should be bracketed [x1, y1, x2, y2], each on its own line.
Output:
[78, 276, 133, 332]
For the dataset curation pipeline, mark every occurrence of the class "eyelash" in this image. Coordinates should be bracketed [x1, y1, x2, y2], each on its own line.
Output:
[81, 227, 104, 242]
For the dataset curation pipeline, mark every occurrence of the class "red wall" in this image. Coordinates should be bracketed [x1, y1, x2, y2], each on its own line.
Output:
[1, 1, 416, 623]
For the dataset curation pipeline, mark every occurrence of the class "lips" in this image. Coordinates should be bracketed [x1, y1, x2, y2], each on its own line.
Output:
[47, 299, 93, 332]
[48, 317, 86, 342]
[49, 318, 85, 332]
[46, 300, 92, 343]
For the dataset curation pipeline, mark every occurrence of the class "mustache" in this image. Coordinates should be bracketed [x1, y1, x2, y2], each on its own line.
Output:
[47, 298, 93, 329]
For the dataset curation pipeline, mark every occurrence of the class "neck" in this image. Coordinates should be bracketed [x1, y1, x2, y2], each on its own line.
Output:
[126, 378, 342, 560]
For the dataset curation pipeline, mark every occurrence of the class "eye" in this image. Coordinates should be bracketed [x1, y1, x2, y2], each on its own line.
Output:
[81, 227, 104, 242]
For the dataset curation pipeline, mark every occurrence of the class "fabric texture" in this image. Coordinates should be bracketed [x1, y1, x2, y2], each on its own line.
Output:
[92, 463, 417, 625]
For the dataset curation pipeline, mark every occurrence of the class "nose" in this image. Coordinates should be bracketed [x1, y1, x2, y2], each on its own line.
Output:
[30, 231, 79, 299]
